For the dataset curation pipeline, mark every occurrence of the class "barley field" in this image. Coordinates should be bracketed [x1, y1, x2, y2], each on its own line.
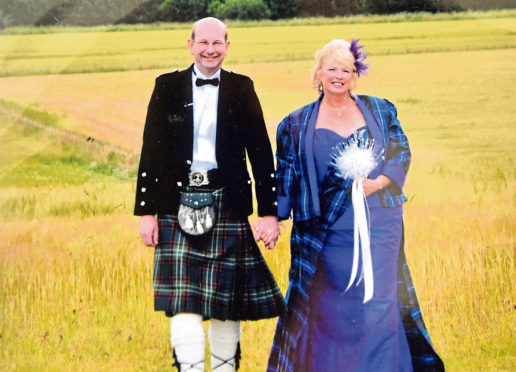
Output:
[0, 11, 515, 372]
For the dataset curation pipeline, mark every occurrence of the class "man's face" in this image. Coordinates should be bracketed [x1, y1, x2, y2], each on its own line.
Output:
[188, 19, 230, 77]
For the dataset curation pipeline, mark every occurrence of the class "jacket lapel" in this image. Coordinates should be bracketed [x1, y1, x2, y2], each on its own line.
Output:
[215, 69, 231, 164]
[181, 65, 194, 163]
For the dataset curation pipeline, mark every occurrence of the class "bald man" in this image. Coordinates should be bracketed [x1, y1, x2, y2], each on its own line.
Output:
[134, 18, 285, 372]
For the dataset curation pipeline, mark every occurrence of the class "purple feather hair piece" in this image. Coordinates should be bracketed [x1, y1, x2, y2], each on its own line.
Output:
[350, 38, 369, 77]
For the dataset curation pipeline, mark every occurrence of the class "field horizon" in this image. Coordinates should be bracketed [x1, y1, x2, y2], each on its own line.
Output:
[1, 10, 515, 372]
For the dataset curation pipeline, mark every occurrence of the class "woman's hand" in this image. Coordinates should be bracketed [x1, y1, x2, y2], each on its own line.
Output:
[362, 175, 391, 197]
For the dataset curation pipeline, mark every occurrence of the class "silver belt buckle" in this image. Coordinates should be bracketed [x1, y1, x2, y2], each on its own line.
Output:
[189, 170, 209, 186]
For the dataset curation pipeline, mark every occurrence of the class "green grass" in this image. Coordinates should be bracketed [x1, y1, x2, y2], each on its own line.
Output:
[0, 107, 136, 188]
[1, 10, 515, 77]
[0, 99, 64, 127]
[0, 12, 515, 372]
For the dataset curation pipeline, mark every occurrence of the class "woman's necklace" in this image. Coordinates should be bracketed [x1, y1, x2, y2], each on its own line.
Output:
[324, 96, 351, 117]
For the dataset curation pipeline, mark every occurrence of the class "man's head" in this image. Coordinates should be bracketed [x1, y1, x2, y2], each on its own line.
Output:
[188, 17, 230, 77]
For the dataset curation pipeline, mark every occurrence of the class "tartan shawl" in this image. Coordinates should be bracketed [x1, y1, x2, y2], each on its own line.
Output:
[268, 94, 444, 371]
[275, 93, 411, 222]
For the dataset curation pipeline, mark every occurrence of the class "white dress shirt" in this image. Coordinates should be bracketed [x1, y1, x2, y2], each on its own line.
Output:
[190, 65, 220, 171]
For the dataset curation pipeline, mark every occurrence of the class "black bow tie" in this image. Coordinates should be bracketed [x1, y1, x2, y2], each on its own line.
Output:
[195, 78, 219, 87]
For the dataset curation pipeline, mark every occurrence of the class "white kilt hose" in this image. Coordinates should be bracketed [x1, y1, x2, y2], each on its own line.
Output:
[154, 187, 285, 321]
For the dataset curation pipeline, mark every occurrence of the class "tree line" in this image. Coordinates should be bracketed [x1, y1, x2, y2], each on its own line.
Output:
[0, 0, 513, 28]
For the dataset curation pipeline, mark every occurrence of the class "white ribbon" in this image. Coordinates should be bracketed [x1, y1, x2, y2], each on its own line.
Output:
[345, 178, 374, 303]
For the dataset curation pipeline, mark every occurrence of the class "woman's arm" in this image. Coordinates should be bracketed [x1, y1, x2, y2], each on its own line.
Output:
[276, 116, 297, 220]
[377, 99, 411, 195]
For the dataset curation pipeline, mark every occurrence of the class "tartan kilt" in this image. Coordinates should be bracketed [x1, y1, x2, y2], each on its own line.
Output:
[154, 187, 286, 321]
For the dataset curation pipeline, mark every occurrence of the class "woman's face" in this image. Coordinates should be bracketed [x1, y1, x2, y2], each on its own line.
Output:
[318, 56, 355, 97]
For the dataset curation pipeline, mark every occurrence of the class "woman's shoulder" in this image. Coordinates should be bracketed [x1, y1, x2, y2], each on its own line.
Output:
[357, 94, 397, 113]
[282, 98, 319, 124]
[357, 94, 389, 106]
[276, 100, 316, 139]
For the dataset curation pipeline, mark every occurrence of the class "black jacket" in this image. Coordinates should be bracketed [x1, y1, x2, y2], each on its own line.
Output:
[134, 65, 277, 217]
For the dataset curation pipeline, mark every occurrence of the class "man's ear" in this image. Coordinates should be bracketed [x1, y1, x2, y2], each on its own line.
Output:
[187, 38, 194, 52]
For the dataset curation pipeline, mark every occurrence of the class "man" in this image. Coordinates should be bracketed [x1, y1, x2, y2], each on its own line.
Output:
[134, 17, 284, 372]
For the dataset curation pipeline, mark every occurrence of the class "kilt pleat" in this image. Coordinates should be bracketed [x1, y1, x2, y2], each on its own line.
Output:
[154, 188, 285, 321]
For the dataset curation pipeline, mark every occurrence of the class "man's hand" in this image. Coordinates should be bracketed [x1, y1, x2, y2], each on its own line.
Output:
[140, 215, 159, 247]
[254, 215, 279, 250]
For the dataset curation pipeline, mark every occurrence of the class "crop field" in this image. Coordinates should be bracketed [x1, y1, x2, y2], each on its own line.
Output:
[0, 10, 515, 372]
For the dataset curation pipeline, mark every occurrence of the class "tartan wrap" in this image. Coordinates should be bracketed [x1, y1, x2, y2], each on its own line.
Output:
[153, 188, 286, 320]
[269, 94, 444, 371]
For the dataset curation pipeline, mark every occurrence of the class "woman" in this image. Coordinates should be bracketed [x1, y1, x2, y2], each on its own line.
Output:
[267, 40, 444, 371]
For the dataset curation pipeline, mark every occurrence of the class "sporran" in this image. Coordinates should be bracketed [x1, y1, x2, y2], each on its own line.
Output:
[178, 191, 216, 235]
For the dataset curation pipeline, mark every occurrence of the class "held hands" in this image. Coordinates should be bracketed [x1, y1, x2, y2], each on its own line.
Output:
[140, 215, 159, 247]
[254, 216, 280, 250]
[141, 214, 279, 249]
[140, 214, 280, 249]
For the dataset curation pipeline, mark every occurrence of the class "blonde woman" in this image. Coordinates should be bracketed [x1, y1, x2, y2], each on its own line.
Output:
[267, 40, 444, 372]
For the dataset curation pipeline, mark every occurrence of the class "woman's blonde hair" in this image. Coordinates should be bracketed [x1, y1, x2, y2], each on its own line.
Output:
[311, 39, 358, 91]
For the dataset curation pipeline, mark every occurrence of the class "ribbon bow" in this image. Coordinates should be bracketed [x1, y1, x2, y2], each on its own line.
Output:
[332, 132, 378, 303]
[346, 179, 374, 303]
